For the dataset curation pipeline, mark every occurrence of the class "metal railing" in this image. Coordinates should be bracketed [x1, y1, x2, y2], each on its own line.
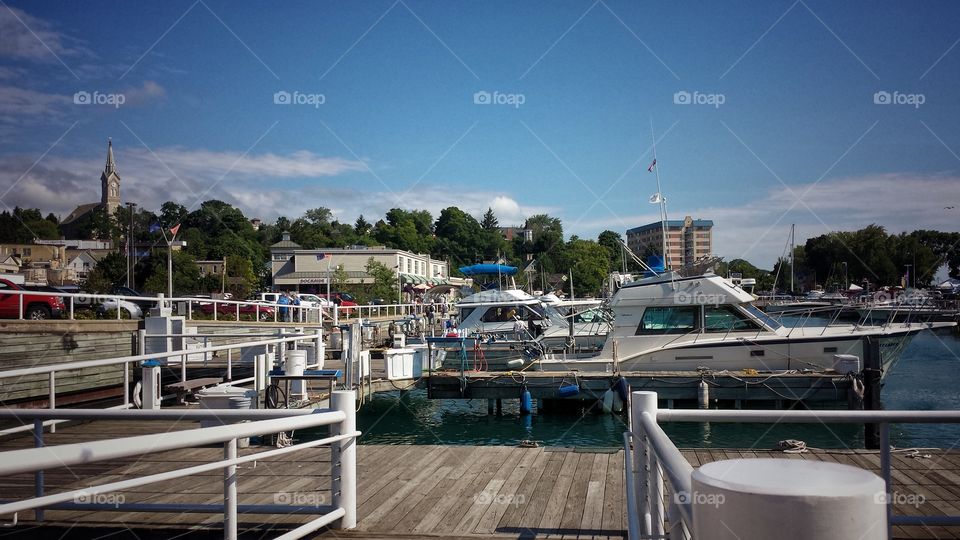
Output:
[2, 288, 441, 325]
[0, 391, 359, 539]
[625, 390, 960, 539]
[0, 329, 324, 437]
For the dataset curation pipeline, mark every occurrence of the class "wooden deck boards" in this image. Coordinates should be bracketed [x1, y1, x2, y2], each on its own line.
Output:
[1, 420, 960, 538]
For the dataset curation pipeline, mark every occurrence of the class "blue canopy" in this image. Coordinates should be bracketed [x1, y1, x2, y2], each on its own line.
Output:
[458, 263, 518, 276]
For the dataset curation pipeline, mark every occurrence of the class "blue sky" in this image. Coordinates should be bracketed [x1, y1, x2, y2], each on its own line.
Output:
[1, 0, 959, 268]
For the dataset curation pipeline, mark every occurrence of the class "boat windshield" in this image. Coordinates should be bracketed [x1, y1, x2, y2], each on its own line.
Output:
[742, 304, 783, 330]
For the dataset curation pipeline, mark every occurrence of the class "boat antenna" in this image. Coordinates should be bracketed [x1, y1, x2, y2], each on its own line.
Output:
[618, 239, 658, 276]
[790, 224, 795, 293]
[650, 119, 673, 286]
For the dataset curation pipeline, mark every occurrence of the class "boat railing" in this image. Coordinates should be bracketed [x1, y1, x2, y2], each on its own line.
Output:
[624, 390, 960, 540]
[0, 391, 359, 539]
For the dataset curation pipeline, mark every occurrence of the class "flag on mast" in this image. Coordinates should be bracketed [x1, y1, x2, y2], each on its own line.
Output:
[169, 223, 181, 237]
[148, 223, 161, 234]
[647, 158, 657, 172]
[649, 193, 665, 204]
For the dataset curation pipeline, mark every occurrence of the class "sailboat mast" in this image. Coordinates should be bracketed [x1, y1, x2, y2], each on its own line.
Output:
[650, 120, 669, 270]
[790, 224, 795, 293]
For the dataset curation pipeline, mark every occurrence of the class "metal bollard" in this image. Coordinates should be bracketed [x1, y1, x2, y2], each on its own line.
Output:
[141, 359, 162, 410]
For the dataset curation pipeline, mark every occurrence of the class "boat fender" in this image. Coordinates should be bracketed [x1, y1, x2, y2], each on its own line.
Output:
[612, 390, 624, 413]
[507, 358, 525, 369]
[602, 389, 614, 413]
[520, 384, 532, 414]
[558, 383, 580, 398]
[614, 376, 630, 402]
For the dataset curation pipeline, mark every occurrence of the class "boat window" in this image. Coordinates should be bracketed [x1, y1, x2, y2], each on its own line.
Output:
[481, 306, 521, 322]
[636, 306, 698, 335]
[458, 307, 474, 321]
[703, 305, 761, 332]
[742, 304, 783, 330]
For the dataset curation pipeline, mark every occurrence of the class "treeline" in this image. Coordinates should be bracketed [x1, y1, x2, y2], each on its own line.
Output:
[779, 225, 960, 291]
[5, 202, 955, 296]
[3, 201, 634, 296]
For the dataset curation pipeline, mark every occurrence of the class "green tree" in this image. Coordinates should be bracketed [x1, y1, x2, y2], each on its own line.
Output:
[225, 254, 258, 298]
[559, 238, 609, 296]
[332, 264, 349, 291]
[141, 250, 201, 294]
[365, 258, 397, 302]
[355, 215, 371, 236]
[597, 230, 625, 272]
[434, 207, 483, 267]
[480, 207, 498, 230]
[81, 252, 128, 293]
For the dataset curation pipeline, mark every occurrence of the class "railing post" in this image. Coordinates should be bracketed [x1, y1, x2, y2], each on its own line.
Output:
[881, 421, 892, 539]
[123, 360, 130, 408]
[48, 372, 56, 434]
[223, 437, 238, 540]
[33, 419, 44, 522]
[331, 391, 357, 529]
[226, 348, 233, 382]
[141, 360, 162, 410]
[631, 391, 658, 535]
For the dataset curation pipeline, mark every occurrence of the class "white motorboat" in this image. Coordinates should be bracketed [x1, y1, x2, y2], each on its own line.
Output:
[456, 288, 610, 352]
[535, 272, 953, 375]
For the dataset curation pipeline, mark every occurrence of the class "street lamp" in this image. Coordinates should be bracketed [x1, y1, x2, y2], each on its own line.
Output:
[126, 202, 137, 288]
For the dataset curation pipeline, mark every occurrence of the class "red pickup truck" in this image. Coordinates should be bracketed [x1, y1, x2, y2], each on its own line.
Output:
[0, 278, 65, 319]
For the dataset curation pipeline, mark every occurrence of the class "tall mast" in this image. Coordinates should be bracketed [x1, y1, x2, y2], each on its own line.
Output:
[650, 119, 669, 271]
[790, 224, 795, 293]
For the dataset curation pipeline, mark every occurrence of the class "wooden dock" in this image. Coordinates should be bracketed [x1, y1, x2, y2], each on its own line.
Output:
[2, 419, 960, 538]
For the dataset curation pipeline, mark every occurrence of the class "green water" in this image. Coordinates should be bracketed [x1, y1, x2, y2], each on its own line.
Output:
[328, 327, 960, 450]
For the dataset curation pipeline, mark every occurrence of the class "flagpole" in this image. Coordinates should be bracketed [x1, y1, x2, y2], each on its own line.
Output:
[650, 119, 669, 271]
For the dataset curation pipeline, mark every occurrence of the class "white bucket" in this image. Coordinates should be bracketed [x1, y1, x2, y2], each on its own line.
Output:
[285, 350, 307, 399]
[197, 386, 258, 447]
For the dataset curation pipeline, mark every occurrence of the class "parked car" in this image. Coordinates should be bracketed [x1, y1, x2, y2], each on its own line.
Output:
[318, 291, 359, 308]
[111, 286, 158, 312]
[96, 298, 143, 319]
[0, 278, 65, 319]
[199, 300, 276, 320]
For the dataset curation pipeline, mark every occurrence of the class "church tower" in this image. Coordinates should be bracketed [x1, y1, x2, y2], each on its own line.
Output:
[100, 138, 121, 213]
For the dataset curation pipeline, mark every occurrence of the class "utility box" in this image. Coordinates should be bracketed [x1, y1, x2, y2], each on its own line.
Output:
[385, 348, 415, 380]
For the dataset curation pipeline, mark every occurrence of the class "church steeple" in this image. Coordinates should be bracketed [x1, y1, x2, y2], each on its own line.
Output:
[100, 138, 121, 213]
[105, 138, 116, 176]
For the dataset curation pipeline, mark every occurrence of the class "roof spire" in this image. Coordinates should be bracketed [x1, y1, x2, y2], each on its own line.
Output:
[105, 138, 116, 175]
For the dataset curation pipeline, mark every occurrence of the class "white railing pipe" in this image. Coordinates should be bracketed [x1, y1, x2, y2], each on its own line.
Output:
[0, 411, 346, 476]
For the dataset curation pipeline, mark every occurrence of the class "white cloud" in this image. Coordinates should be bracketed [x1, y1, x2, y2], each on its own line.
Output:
[0, 84, 71, 122]
[0, 146, 554, 230]
[0, 6, 90, 62]
[570, 173, 960, 269]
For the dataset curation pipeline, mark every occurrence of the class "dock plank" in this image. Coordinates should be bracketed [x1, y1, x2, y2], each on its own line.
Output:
[3, 418, 960, 539]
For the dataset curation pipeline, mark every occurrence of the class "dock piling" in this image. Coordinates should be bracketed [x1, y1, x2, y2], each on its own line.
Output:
[863, 336, 882, 449]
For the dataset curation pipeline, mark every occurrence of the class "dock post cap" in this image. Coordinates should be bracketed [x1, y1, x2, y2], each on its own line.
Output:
[141, 359, 161, 367]
[690, 458, 886, 540]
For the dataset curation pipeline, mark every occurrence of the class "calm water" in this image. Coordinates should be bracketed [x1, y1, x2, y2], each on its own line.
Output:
[319, 325, 960, 450]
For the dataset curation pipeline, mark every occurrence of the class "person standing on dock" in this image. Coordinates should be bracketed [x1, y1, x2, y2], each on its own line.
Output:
[278, 291, 291, 322]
